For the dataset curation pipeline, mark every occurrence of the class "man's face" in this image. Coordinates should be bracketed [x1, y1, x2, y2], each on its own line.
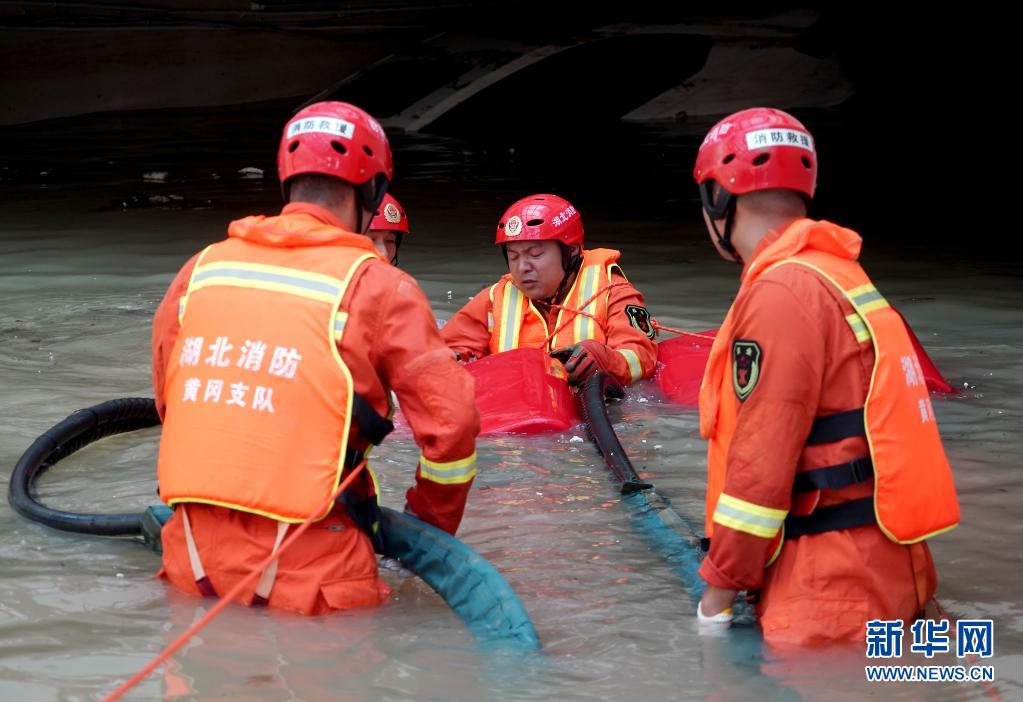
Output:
[506, 240, 565, 301]
[368, 229, 399, 264]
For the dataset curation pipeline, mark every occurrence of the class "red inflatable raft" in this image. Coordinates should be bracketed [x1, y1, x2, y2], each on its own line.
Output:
[655, 313, 952, 407]
[462, 311, 951, 434]
[465, 348, 579, 436]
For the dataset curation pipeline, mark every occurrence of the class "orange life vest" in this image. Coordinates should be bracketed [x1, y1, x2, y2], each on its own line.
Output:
[700, 219, 959, 560]
[488, 248, 623, 356]
[158, 235, 377, 523]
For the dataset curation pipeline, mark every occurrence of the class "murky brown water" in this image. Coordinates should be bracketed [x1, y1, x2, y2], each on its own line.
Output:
[1, 108, 1020, 701]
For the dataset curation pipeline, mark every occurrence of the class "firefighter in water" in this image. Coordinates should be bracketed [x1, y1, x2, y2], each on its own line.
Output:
[151, 101, 479, 615]
[441, 193, 657, 387]
[691, 107, 959, 646]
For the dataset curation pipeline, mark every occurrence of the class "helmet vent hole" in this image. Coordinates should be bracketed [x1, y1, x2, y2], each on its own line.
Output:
[363, 145, 374, 157]
[526, 219, 544, 226]
[498, 222, 506, 229]
[722, 154, 736, 165]
[801, 156, 812, 169]
[288, 140, 300, 153]
[752, 154, 771, 167]
[331, 141, 347, 155]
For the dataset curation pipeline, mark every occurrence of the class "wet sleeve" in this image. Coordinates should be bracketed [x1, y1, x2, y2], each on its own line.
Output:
[598, 274, 659, 387]
[698, 276, 826, 591]
[375, 273, 480, 534]
[439, 287, 493, 361]
[151, 254, 199, 420]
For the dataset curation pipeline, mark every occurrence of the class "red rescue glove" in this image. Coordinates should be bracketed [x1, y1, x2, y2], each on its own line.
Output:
[551, 340, 613, 386]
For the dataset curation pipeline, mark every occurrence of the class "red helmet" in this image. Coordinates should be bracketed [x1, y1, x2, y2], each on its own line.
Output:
[277, 101, 393, 210]
[694, 107, 817, 199]
[369, 193, 409, 235]
[495, 194, 583, 248]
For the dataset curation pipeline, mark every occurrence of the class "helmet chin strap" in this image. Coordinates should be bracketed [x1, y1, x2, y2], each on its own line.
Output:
[710, 207, 743, 266]
[549, 245, 583, 303]
[358, 177, 388, 235]
[699, 182, 743, 265]
[391, 232, 403, 266]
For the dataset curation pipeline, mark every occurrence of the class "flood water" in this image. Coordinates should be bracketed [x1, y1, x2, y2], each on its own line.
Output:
[1, 103, 1020, 701]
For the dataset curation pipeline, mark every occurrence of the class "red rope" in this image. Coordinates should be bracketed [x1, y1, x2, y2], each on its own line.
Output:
[102, 461, 368, 702]
[542, 284, 717, 348]
[651, 321, 716, 341]
[930, 598, 1002, 701]
[542, 281, 629, 347]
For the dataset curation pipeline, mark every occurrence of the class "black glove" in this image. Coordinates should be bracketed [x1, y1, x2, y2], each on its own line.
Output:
[551, 341, 611, 386]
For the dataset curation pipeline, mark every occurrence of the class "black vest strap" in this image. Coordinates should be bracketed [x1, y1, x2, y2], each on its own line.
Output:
[806, 408, 865, 445]
[784, 497, 875, 538]
[352, 392, 394, 446]
[793, 456, 874, 493]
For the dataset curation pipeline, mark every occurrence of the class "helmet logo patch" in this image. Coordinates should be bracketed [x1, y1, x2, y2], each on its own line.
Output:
[383, 202, 402, 224]
[744, 129, 814, 152]
[286, 117, 356, 140]
[505, 216, 523, 237]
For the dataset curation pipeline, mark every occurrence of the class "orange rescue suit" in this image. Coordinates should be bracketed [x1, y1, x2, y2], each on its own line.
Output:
[152, 203, 479, 615]
[441, 248, 657, 387]
[698, 218, 959, 646]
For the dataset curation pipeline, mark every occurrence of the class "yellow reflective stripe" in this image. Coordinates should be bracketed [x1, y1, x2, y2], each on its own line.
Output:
[189, 262, 346, 305]
[765, 259, 891, 328]
[718, 493, 787, 520]
[848, 284, 889, 314]
[178, 245, 214, 324]
[191, 274, 338, 304]
[199, 261, 346, 290]
[190, 276, 337, 304]
[858, 297, 890, 315]
[498, 284, 524, 352]
[844, 312, 871, 344]
[712, 493, 787, 539]
[333, 312, 348, 342]
[325, 252, 376, 524]
[419, 452, 478, 485]
[847, 283, 875, 299]
[618, 348, 643, 383]
[166, 496, 312, 524]
[574, 265, 600, 341]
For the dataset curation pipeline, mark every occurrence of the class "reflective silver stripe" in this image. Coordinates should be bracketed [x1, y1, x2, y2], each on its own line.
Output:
[619, 349, 643, 382]
[419, 452, 478, 485]
[500, 286, 523, 352]
[845, 312, 871, 343]
[420, 462, 477, 483]
[332, 314, 348, 343]
[712, 496, 787, 539]
[192, 267, 342, 297]
[851, 288, 884, 307]
[578, 266, 599, 340]
[714, 500, 784, 531]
